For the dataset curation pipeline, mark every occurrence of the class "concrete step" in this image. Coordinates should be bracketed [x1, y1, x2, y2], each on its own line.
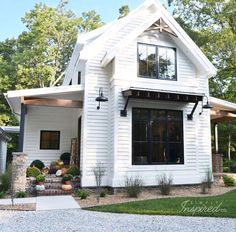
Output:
[44, 177, 63, 183]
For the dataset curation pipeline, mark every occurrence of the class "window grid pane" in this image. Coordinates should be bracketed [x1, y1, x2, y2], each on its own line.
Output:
[40, 131, 60, 150]
[132, 108, 183, 165]
[138, 43, 176, 81]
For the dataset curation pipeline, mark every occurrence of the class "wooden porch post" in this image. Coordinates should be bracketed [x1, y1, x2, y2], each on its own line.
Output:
[18, 103, 26, 152]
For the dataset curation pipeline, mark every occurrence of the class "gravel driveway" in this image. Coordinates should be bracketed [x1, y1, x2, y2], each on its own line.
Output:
[0, 209, 235, 232]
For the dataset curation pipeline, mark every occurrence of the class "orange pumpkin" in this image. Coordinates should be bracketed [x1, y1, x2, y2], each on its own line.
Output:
[62, 184, 72, 191]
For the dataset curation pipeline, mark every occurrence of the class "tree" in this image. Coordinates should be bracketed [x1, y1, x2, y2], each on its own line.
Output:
[118, 5, 130, 19]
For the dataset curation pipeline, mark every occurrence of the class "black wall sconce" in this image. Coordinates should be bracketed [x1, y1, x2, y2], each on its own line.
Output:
[95, 87, 108, 110]
[199, 95, 213, 115]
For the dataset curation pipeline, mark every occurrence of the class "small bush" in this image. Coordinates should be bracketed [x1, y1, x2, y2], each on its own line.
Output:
[0, 191, 5, 199]
[26, 167, 41, 178]
[100, 190, 107, 198]
[157, 174, 173, 195]
[206, 169, 212, 189]
[223, 175, 235, 187]
[124, 176, 143, 198]
[67, 166, 80, 177]
[60, 153, 71, 165]
[36, 174, 45, 183]
[74, 189, 90, 199]
[16, 191, 27, 198]
[0, 173, 10, 192]
[62, 174, 73, 183]
[30, 160, 45, 170]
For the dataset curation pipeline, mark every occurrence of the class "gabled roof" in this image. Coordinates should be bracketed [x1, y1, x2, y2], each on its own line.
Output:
[73, 0, 216, 77]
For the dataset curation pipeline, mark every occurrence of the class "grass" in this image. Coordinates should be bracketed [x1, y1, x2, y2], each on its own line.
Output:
[87, 189, 236, 218]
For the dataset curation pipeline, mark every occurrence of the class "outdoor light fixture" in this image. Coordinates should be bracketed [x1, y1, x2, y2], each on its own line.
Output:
[95, 87, 108, 110]
[199, 95, 213, 115]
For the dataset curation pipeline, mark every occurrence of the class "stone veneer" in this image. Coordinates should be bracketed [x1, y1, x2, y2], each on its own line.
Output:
[12, 152, 28, 192]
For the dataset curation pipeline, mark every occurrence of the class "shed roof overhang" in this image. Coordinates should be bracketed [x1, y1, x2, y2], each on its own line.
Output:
[210, 97, 236, 123]
[5, 85, 84, 119]
[0, 128, 11, 142]
[120, 87, 204, 118]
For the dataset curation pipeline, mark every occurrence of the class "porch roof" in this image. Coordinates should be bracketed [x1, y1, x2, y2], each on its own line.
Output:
[210, 97, 236, 123]
[5, 85, 84, 117]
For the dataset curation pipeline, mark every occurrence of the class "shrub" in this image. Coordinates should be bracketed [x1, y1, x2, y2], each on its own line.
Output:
[223, 175, 235, 187]
[36, 174, 45, 183]
[62, 174, 73, 183]
[16, 191, 27, 198]
[0, 191, 5, 199]
[100, 190, 107, 198]
[67, 166, 80, 177]
[30, 160, 45, 170]
[157, 174, 173, 195]
[26, 167, 41, 178]
[201, 181, 208, 194]
[74, 189, 90, 199]
[0, 173, 10, 192]
[205, 169, 212, 189]
[124, 176, 143, 198]
[60, 153, 71, 165]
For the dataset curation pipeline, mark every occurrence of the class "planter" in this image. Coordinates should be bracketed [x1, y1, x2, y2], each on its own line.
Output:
[64, 180, 71, 185]
[35, 185, 45, 191]
[62, 184, 72, 191]
[37, 182, 44, 185]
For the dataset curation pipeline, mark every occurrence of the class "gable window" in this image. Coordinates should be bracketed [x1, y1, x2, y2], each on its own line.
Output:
[132, 108, 183, 165]
[40, 131, 60, 150]
[138, 43, 177, 80]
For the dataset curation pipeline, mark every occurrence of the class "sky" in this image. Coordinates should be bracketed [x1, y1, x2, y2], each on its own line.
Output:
[0, 0, 156, 42]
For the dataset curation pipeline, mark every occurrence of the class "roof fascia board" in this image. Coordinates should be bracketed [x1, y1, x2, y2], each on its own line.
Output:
[7, 85, 84, 98]
[210, 97, 236, 111]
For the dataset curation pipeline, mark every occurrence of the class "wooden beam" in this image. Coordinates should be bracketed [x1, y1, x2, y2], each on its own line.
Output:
[22, 97, 83, 108]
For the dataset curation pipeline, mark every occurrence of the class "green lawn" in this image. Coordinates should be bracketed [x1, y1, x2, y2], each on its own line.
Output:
[87, 189, 236, 218]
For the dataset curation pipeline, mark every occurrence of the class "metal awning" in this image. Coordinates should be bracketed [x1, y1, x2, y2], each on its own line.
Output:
[120, 87, 204, 118]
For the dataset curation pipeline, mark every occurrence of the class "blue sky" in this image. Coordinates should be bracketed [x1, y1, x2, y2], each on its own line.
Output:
[0, 0, 160, 41]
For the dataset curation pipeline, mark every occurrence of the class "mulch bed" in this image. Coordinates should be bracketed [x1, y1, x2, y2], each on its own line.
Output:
[0, 203, 36, 211]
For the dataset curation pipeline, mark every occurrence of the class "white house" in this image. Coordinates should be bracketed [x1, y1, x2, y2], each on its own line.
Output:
[0, 127, 12, 173]
[5, 0, 218, 187]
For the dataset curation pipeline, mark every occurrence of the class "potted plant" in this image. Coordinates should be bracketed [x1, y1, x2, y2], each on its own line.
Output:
[62, 174, 73, 185]
[36, 174, 45, 185]
[35, 174, 45, 191]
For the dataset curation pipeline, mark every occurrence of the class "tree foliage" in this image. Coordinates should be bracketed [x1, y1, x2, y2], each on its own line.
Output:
[0, 1, 103, 126]
[118, 5, 130, 19]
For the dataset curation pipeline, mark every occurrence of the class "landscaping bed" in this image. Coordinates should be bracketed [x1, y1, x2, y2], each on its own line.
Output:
[75, 182, 236, 208]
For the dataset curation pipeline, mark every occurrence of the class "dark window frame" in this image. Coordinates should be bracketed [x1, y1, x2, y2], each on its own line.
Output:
[40, 130, 60, 150]
[137, 43, 177, 81]
[132, 108, 184, 165]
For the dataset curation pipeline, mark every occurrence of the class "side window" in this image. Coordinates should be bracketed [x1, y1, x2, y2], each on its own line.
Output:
[40, 131, 60, 150]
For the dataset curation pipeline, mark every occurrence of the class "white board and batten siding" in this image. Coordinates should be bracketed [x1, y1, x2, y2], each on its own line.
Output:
[23, 106, 81, 166]
[109, 31, 211, 187]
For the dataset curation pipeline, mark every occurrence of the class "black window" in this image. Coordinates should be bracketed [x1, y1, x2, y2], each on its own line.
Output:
[138, 43, 177, 80]
[132, 108, 183, 165]
[40, 131, 60, 150]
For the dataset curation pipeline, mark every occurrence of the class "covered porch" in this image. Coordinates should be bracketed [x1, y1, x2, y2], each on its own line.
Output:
[210, 97, 236, 173]
[5, 85, 84, 167]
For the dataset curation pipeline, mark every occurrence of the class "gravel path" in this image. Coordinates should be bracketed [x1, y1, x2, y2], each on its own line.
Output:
[0, 209, 235, 232]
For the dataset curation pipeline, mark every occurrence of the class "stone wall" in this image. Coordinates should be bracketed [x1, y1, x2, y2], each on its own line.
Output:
[12, 153, 28, 192]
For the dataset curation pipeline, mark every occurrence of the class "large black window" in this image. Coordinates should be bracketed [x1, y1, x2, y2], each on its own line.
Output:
[132, 108, 184, 165]
[40, 131, 60, 150]
[138, 43, 177, 80]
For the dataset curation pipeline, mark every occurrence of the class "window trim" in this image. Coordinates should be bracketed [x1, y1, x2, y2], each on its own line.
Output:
[40, 130, 60, 150]
[132, 108, 184, 165]
[137, 42, 177, 81]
